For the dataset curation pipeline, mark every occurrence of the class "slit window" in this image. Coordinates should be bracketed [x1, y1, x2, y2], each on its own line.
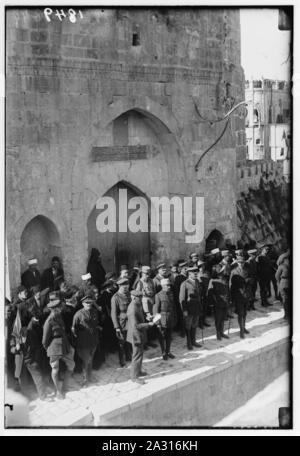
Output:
[132, 33, 140, 46]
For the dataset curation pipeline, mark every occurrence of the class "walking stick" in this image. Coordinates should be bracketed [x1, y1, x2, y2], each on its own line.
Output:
[201, 326, 204, 345]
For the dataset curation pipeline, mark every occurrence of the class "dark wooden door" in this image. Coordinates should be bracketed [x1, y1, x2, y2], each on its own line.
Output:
[87, 182, 150, 274]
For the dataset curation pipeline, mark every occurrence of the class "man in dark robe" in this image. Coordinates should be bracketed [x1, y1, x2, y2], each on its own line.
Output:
[87, 248, 106, 291]
[41, 256, 64, 291]
[21, 258, 41, 292]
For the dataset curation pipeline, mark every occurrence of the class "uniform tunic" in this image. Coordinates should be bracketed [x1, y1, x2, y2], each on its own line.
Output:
[179, 278, 203, 316]
[111, 291, 131, 331]
[153, 290, 176, 329]
[72, 308, 99, 350]
[136, 277, 156, 315]
[126, 300, 151, 378]
[42, 314, 70, 358]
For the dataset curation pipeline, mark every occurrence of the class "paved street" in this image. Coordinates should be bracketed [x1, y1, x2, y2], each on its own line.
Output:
[28, 298, 289, 427]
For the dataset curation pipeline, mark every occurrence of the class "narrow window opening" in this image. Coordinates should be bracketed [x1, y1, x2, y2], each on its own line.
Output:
[132, 33, 140, 46]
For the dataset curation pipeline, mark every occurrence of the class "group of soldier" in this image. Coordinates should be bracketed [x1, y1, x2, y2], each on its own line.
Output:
[5, 243, 290, 401]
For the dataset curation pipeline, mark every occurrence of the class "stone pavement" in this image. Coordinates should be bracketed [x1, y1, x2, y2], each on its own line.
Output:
[28, 298, 289, 427]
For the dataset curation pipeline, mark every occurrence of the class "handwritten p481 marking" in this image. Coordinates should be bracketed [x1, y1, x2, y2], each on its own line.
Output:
[44, 8, 83, 23]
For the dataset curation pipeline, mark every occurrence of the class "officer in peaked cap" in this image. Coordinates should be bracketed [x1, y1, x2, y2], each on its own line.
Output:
[154, 278, 176, 360]
[153, 263, 168, 294]
[256, 245, 273, 307]
[179, 266, 203, 350]
[246, 249, 258, 310]
[135, 265, 157, 349]
[43, 297, 75, 399]
[197, 259, 211, 328]
[72, 295, 100, 386]
[229, 256, 250, 339]
[174, 261, 188, 337]
[207, 264, 230, 341]
[111, 277, 132, 367]
[126, 289, 157, 385]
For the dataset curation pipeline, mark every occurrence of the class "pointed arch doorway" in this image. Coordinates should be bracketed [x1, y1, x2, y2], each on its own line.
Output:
[87, 181, 151, 274]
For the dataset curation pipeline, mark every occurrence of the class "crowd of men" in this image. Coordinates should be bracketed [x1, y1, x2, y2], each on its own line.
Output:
[5, 244, 290, 402]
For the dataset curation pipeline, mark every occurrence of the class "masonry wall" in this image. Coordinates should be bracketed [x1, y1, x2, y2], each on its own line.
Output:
[236, 160, 290, 248]
[6, 7, 246, 288]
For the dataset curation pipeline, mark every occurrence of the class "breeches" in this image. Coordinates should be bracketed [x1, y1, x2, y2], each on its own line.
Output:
[49, 346, 75, 371]
[184, 314, 199, 330]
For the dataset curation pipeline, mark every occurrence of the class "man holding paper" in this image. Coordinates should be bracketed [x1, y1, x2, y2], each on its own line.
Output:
[127, 290, 160, 385]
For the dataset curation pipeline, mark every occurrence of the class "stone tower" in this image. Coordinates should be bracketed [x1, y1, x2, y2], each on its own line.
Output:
[6, 7, 246, 288]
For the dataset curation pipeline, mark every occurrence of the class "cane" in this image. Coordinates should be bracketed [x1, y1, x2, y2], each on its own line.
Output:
[201, 326, 204, 345]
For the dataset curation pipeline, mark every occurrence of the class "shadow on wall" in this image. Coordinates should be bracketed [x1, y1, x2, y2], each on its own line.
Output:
[20, 215, 62, 273]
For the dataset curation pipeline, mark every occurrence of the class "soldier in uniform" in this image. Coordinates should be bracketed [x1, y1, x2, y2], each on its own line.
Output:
[111, 277, 132, 367]
[154, 278, 176, 360]
[174, 261, 188, 337]
[153, 263, 169, 294]
[230, 256, 250, 338]
[267, 245, 280, 300]
[23, 308, 52, 401]
[179, 266, 203, 350]
[208, 264, 230, 340]
[126, 290, 158, 385]
[256, 245, 273, 307]
[246, 249, 258, 310]
[72, 296, 100, 386]
[197, 260, 211, 328]
[99, 279, 118, 353]
[135, 265, 157, 348]
[276, 256, 290, 320]
[190, 253, 199, 267]
[42, 299, 75, 399]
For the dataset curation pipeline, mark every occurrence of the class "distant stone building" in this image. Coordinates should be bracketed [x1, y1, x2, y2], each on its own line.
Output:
[245, 78, 291, 163]
[6, 7, 247, 289]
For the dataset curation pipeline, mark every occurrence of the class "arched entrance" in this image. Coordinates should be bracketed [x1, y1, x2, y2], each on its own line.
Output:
[87, 181, 150, 273]
[205, 229, 225, 253]
[20, 215, 62, 273]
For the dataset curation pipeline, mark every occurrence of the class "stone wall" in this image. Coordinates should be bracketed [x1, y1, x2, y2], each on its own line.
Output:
[6, 7, 245, 288]
[237, 160, 290, 248]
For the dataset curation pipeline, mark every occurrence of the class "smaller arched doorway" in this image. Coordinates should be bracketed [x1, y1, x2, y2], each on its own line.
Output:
[87, 181, 150, 273]
[20, 215, 62, 273]
[205, 229, 225, 253]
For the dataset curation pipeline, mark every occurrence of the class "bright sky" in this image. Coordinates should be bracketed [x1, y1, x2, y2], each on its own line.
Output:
[240, 8, 291, 81]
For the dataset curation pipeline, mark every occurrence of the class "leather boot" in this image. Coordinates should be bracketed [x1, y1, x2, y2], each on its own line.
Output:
[186, 330, 193, 350]
[119, 352, 126, 367]
[63, 369, 75, 392]
[191, 328, 202, 348]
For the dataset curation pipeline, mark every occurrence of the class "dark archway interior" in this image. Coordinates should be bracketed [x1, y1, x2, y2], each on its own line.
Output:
[205, 229, 225, 253]
[87, 181, 150, 274]
[20, 215, 62, 273]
